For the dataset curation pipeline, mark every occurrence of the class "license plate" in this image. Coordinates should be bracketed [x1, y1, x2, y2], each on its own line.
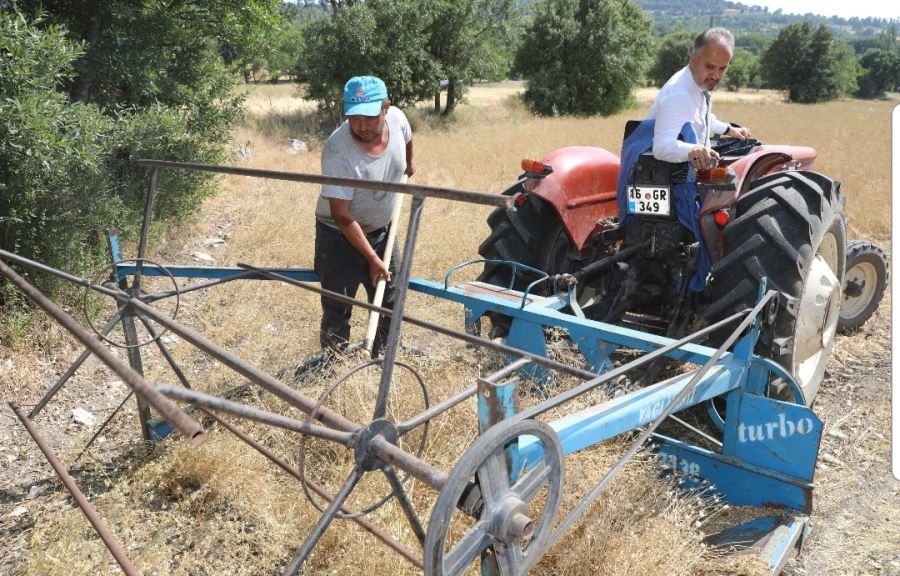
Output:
[627, 185, 671, 216]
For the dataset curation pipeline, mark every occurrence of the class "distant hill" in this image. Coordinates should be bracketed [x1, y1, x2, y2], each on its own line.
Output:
[634, 0, 894, 38]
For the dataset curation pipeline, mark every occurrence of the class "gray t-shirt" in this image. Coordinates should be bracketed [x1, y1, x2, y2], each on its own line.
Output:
[315, 106, 412, 233]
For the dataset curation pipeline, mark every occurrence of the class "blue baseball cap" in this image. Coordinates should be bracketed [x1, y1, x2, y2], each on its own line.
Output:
[343, 76, 388, 116]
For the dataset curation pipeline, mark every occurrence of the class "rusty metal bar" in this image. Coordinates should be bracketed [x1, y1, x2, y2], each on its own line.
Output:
[368, 436, 448, 491]
[236, 263, 601, 382]
[28, 312, 123, 418]
[397, 357, 531, 435]
[73, 390, 134, 465]
[208, 413, 424, 569]
[283, 465, 363, 576]
[373, 196, 423, 420]
[143, 270, 260, 302]
[9, 402, 141, 576]
[0, 258, 206, 446]
[128, 297, 451, 491]
[121, 312, 152, 441]
[127, 297, 362, 435]
[155, 385, 355, 446]
[0, 249, 126, 300]
[134, 159, 514, 209]
[382, 465, 426, 544]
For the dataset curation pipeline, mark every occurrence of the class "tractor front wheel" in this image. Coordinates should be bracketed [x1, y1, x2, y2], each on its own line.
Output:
[838, 239, 888, 333]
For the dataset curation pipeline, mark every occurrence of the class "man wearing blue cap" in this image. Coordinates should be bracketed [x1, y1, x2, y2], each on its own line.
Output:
[314, 76, 415, 357]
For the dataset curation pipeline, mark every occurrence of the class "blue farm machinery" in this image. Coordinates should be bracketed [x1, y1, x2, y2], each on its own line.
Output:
[1, 126, 887, 575]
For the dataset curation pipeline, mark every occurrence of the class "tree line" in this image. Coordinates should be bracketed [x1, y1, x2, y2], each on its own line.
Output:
[1, 0, 898, 317]
[255, 1, 898, 112]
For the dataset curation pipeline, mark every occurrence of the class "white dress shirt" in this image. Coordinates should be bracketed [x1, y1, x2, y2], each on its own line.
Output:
[648, 66, 730, 162]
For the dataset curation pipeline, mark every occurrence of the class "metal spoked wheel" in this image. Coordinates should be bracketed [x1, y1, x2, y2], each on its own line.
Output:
[298, 359, 430, 519]
[424, 418, 564, 576]
[83, 258, 181, 348]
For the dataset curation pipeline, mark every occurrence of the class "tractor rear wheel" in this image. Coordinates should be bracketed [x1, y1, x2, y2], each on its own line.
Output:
[704, 171, 846, 405]
[478, 186, 554, 291]
[476, 192, 594, 337]
[838, 240, 888, 333]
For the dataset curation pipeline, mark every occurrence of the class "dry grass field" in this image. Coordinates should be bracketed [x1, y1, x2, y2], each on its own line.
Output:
[0, 81, 894, 576]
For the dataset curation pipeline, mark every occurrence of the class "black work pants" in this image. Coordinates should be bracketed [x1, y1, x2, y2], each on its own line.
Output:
[314, 221, 399, 357]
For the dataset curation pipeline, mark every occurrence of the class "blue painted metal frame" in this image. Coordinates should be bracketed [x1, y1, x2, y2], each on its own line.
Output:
[112, 230, 816, 572]
[114, 263, 319, 283]
[408, 273, 817, 573]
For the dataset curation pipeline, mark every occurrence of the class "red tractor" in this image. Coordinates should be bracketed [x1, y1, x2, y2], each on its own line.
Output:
[477, 125, 887, 404]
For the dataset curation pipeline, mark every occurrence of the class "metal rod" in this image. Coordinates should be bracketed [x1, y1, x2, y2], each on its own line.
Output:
[127, 297, 362, 435]
[572, 240, 651, 283]
[136, 168, 156, 263]
[669, 415, 723, 448]
[140, 315, 193, 390]
[383, 465, 426, 545]
[155, 385, 356, 446]
[374, 196, 424, 420]
[143, 270, 260, 303]
[72, 390, 135, 465]
[121, 313, 152, 441]
[516, 308, 748, 422]
[0, 249, 127, 301]
[208, 413, 423, 569]
[236, 264, 601, 382]
[397, 357, 531, 435]
[128, 297, 451, 492]
[134, 159, 513, 209]
[132, 167, 157, 291]
[9, 402, 141, 576]
[369, 435, 448, 491]
[282, 466, 363, 576]
[531, 292, 777, 571]
[28, 312, 123, 418]
[0, 258, 206, 446]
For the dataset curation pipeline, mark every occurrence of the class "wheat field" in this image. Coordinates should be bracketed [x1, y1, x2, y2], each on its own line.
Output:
[6, 81, 893, 576]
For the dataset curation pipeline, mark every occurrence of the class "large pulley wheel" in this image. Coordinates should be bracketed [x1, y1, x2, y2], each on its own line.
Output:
[424, 419, 564, 576]
[705, 170, 846, 404]
[838, 239, 888, 333]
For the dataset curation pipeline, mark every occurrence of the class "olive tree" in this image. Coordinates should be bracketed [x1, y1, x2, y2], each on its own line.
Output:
[515, 0, 653, 116]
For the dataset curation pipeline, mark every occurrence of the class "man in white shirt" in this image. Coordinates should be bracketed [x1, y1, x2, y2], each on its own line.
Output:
[314, 76, 414, 356]
[648, 28, 752, 171]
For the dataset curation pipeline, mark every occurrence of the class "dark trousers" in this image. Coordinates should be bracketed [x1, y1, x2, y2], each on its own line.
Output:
[314, 221, 399, 357]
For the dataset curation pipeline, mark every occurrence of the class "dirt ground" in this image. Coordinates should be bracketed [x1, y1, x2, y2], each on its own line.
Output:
[0, 83, 897, 575]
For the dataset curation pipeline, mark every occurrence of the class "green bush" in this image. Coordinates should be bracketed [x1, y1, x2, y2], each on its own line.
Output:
[0, 13, 122, 299]
[1, 11, 237, 312]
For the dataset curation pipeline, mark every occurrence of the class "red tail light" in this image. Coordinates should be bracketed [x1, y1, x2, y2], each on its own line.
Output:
[521, 159, 553, 176]
[514, 193, 528, 206]
[697, 167, 730, 182]
[714, 209, 730, 227]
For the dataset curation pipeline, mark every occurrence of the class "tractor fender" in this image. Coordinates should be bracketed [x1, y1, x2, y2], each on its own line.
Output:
[526, 146, 620, 251]
[728, 145, 817, 193]
[700, 145, 817, 262]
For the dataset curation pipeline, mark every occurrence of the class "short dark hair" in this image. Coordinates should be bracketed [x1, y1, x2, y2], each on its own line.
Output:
[691, 28, 735, 55]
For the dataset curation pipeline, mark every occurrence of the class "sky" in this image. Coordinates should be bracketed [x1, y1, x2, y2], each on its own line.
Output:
[745, 1, 898, 21]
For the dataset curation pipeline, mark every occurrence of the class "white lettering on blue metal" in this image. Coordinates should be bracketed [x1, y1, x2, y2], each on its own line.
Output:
[737, 414, 815, 443]
[657, 453, 700, 478]
[638, 396, 672, 423]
